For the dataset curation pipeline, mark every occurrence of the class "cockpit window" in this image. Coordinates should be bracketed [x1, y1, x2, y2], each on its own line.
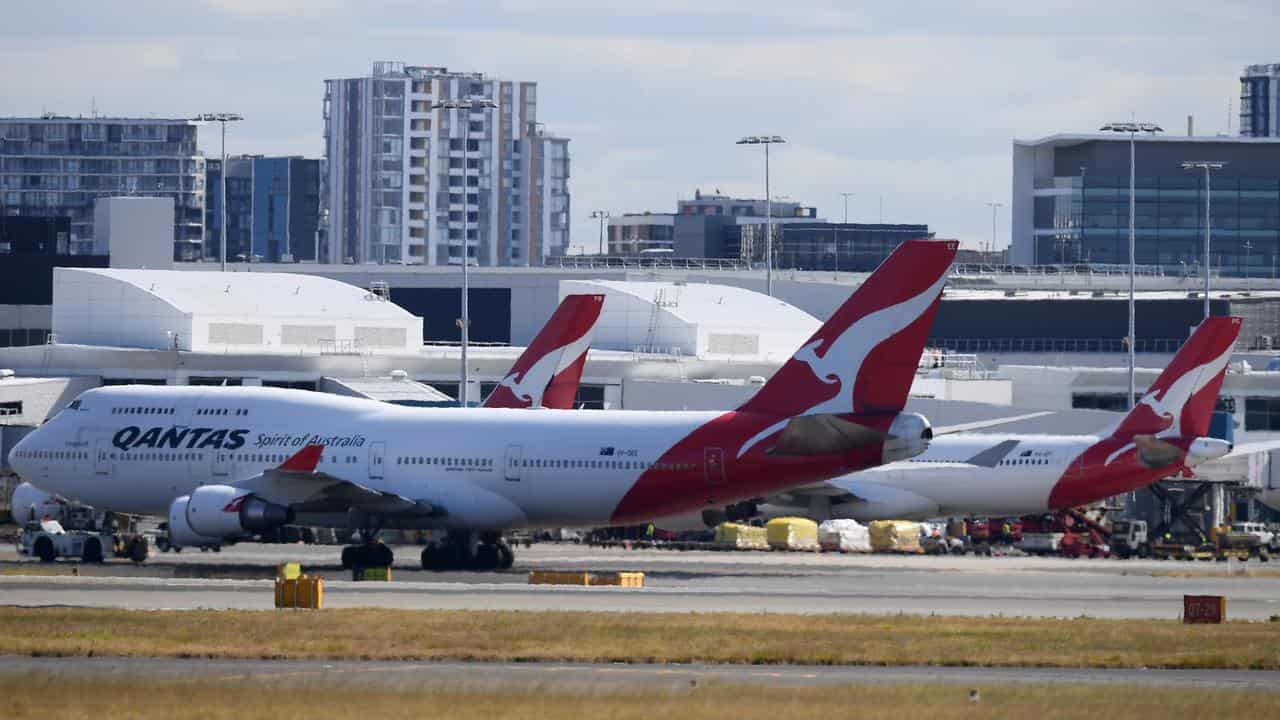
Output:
[67, 400, 81, 411]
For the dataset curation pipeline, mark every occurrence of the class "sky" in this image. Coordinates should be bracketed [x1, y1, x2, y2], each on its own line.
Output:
[2, 1, 1276, 252]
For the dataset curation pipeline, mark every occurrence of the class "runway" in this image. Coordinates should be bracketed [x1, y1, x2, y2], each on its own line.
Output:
[3, 655, 1279, 692]
[3, 543, 1280, 619]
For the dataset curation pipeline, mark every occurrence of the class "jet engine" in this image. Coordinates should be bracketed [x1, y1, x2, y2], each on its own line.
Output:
[9, 482, 59, 525]
[1185, 437, 1233, 466]
[166, 495, 222, 549]
[181, 484, 293, 539]
[880, 412, 933, 464]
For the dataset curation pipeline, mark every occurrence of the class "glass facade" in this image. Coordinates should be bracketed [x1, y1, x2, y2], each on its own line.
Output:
[1019, 137, 1280, 277]
[733, 222, 930, 271]
[1034, 175, 1280, 276]
[0, 118, 205, 259]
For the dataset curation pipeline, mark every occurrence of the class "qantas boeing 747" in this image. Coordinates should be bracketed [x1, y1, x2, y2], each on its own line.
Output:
[8, 239, 957, 569]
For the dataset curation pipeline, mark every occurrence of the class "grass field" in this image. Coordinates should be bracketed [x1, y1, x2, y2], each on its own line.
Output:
[2, 674, 1276, 719]
[2, 607, 1279, 669]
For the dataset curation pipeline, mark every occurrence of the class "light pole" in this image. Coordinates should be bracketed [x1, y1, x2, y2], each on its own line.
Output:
[193, 113, 244, 271]
[736, 135, 785, 296]
[837, 192, 854, 273]
[433, 97, 497, 407]
[985, 202, 1003, 259]
[1181, 161, 1227, 319]
[590, 210, 610, 255]
[1101, 121, 1163, 409]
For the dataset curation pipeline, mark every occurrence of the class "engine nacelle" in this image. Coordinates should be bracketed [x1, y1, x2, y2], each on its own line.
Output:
[185, 484, 293, 538]
[166, 495, 223, 549]
[880, 412, 933, 464]
[9, 482, 59, 525]
[1185, 437, 1232, 466]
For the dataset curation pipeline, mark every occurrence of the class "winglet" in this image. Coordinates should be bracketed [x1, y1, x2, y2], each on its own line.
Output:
[279, 444, 324, 473]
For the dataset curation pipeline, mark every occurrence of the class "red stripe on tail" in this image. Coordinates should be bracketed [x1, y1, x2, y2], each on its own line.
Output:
[483, 294, 605, 409]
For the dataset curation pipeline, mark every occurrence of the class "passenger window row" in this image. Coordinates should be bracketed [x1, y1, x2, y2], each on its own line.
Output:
[112, 407, 175, 415]
[514, 458, 693, 471]
[398, 456, 494, 467]
[195, 408, 248, 416]
[109, 451, 204, 462]
[12, 450, 88, 460]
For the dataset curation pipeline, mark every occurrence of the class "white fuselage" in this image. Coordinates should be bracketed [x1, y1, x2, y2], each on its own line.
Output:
[823, 434, 1099, 520]
[10, 385, 868, 531]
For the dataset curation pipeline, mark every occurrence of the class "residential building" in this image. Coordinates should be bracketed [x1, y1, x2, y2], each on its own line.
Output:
[323, 61, 570, 266]
[1241, 64, 1280, 138]
[0, 115, 205, 259]
[206, 156, 321, 263]
[1012, 133, 1280, 275]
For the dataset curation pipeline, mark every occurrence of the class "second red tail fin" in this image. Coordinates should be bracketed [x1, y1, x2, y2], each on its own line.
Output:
[1111, 316, 1240, 440]
[483, 294, 605, 409]
[738, 239, 956, 419]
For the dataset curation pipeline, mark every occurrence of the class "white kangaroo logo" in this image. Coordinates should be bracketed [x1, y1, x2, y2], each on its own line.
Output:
[496, 330, 593, 406]
[737, 272, 948, 458]
[1103, 344, 1232, 466]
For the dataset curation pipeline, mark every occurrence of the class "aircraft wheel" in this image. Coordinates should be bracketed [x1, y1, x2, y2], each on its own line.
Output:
[34, 537, 56, 563]
[82, 537, 104, 564]
[340, 546, 356, 570]
[474, 543, 501, 570]
[128, 537, 149, 563]
[497, 541, 515, 569]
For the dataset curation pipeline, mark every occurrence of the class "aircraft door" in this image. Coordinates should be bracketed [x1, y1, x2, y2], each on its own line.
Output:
[211, 450, 231, 479]
[704, 447, 727, 485]
[369, 441, 386, 480]
[505, 444, 523, 482]
[94, 438, 112, 477]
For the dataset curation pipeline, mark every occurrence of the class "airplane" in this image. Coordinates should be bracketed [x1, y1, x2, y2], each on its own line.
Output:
[712, 316, 1244, 525]
[7, 293, 605, 531]
[7, 239, 958, 570]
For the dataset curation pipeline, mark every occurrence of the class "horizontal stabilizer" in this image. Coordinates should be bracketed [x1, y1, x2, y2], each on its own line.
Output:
[962, 439, 1023, 468]
[933, 411, 1054, 436]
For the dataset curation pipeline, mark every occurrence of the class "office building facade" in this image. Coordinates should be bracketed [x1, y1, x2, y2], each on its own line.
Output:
[323, 61, 570, 266]
[1241, 64, 1280, 138]
[732, 222, 932, 271]
[206, 156, 321, 263]
[607, 213, 676, 255]
[1012, 134, 1280, 276]
[0, 116, 206, 260]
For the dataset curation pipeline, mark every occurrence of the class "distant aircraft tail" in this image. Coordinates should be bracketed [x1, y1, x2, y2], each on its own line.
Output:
[1110, 316, 1240, 441]
[738, 238, 956, 419]
[482, 294, 605, 409]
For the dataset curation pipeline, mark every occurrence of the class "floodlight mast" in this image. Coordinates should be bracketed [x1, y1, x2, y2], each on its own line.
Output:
[736, 135, 786, 297]
[431, 98, 497, 407]
[193, 113, 244, 272]
[1099, 120, 1163, 410]
[1181, 160, 1227, 320]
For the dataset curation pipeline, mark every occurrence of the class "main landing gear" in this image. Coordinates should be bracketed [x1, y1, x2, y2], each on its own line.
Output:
[421, 531, 514, 571]
[341, 540, 394, 570]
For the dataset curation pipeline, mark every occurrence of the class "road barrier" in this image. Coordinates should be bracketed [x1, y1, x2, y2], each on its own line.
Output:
[528, 571, 645, 587]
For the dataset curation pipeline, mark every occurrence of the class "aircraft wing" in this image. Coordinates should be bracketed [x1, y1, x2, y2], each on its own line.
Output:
[1224, 439, 1280, 458]
[932, 411, 1055, 436]
[231, 445, 434, 516]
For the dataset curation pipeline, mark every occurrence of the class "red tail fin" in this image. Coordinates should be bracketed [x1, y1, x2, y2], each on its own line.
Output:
[1112, 316, 1240, 440]
[483, 294, 605, 409]
[738, 239, 956, 418]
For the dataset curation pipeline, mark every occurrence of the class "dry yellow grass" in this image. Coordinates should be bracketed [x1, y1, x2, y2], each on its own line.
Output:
[2, 607, 1279, 669]
[2, 674, 1276, 720]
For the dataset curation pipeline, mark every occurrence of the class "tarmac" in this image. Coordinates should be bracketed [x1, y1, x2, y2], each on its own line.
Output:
[3, 655, 1279, 692]
[3, 542, 1280, 619]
